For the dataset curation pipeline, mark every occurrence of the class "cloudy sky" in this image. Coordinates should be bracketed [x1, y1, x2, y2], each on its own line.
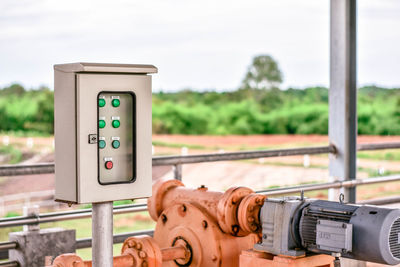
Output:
[0, 0, 399, 91]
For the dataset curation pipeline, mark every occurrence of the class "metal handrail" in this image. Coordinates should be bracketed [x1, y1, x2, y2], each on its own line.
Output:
[0, 174, 398, 229]
[0, 203, 147, 228]
[0, 242, 17, 251]
[152, 145, 335, 166]
[1, 142, 399, 177]
[0, 261, 18, 267]
[258, 174, 400, 196]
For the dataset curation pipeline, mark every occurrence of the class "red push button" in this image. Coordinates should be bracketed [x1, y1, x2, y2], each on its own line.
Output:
[105, 161, 113, 170]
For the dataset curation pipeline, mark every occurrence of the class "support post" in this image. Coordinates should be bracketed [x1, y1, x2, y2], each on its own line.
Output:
[329, 0, 357, 203]
[173, 164, 182, 181]
[23, 205, 40, 232]
[9, 228, 75, 267]
[92, 202, 113, 267]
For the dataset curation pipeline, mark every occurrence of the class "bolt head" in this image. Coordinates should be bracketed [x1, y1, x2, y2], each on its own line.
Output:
[262, 234, 267, 239]
[139, 251, 147, 259]
[232, 196, 238, 204]
[250, 224, 258, 231]
[128, 240, 136, 248]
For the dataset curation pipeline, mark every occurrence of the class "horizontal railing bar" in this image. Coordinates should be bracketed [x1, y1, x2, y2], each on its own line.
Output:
[359, 196, 400, 206]
[257, 174, 400, 196]
[358, 142, 400, 151]
[0, 174, 398, 228]
[0, 261, 18, 267]
[1, 142, 399, 176]
[76, 229, 154, 249]
[0, 204, 147, 228]
[0, 242, 16, 260]
[39, 203, 146, 218]
[0, 242, 17, 252]
[0, 162, 54, 177]
[152, 145, 335, 166]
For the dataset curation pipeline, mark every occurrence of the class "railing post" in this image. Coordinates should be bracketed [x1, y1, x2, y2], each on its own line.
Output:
[173, 164, 182, 181]
[329, 0, 357, 204]
[22, 205, 40, 232]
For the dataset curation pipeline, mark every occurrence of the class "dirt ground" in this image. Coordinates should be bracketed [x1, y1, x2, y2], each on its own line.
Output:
[153, 134, 400, 147]
[0, 134, 399, 199]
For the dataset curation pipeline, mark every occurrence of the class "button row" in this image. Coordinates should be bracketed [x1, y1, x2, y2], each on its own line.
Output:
[99, 119, 120, 129]
[99, 140, 120, 149]
[98, 98, 120, 107]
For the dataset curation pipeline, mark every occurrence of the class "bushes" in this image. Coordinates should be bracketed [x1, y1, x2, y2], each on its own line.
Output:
[1, 83, 399, 136]
[0, 85, 54, 135]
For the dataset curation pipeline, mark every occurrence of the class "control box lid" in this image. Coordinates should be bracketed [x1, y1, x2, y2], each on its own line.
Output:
[54, 62, 157, 74]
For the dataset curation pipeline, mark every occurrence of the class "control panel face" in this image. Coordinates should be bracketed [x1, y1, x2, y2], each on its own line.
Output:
[55, 65, 155, 204]
[98, 92, 136, 184]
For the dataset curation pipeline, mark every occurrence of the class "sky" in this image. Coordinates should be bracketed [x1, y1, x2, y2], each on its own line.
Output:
[0, 0, 400, 92]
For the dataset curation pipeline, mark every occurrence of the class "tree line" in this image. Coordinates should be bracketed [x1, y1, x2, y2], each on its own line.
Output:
[0, 55, 399, 136]
[0, 83, 399, 136]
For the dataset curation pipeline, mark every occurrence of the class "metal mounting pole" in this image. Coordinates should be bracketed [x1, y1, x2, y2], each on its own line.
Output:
[92, 202, 113, 267]
[329, 0, 357, 203]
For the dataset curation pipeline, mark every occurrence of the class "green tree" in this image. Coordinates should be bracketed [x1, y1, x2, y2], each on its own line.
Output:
[241, 55, 283, 90]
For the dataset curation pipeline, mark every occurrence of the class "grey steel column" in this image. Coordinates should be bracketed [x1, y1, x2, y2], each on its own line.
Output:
[92, 202, 113, 267]
[329, 0, 357, 203]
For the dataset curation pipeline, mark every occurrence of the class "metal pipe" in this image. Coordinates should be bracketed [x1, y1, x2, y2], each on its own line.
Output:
[0, 175, 399, 229]
[258, 174, 400, 196]
[0, 203, 147, 228]
[0, 146, 334, 176]
[76, 229, 154, 249]
[357, 142, 400, 151]
[0, 261, 18, 267]
[111, 255, 135, 267]
[92, 202, 113, 267]
[173, 164, 182, 181]
[161, 246, 187, 261]
[0, 162, 54, 176]
[0, 242, 17, 251]
[152, 146, 335, 166]
[0, 142, 399, 177]
[329, 0, 358, 203]
[359, 196, 400, 206]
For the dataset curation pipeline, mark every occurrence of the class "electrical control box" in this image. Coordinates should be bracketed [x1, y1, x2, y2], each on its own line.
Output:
[54, 63, 157, 204]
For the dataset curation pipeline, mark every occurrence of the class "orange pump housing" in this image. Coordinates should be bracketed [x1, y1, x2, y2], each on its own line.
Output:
[52, 178, 334, 267]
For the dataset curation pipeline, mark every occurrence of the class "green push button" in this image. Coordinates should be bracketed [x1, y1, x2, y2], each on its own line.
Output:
[112, 120, 120, 128]
[112, 140, 120, 149]
[99, 120, 106, 128]
[98, 140, 106, 149]
[98, 98, 106, 107]
[112, 99, 120, 107]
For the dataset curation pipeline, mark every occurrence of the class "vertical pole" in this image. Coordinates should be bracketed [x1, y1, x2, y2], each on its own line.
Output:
[23, 205, 40, 232]
[174, 164, 182, 181]
[92, 202, 113, 267]
[329, 0, 357, 203]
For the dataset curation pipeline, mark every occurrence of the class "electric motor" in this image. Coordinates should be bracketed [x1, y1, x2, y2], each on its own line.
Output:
[255, 197, 400, 265]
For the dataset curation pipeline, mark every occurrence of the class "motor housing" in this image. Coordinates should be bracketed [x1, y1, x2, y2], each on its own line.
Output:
[255, 197, 400, 265]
